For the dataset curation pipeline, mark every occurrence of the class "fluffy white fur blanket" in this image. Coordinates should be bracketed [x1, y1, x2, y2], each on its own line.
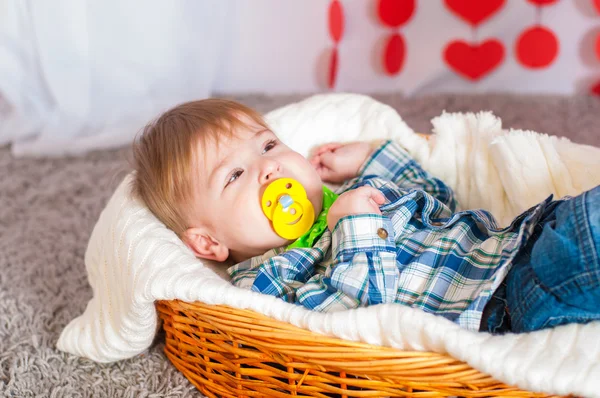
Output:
[397, 110, 600, 226]
[57, 94, 600, 397]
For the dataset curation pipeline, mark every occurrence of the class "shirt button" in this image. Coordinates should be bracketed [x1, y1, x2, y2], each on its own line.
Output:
[377, 228, 388, 239]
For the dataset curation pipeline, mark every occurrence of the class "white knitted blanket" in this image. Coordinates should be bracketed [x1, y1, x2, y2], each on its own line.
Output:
[57, 94, 600, 397]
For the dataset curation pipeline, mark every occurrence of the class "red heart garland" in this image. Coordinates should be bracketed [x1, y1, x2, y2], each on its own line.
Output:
[328, 0, 344, 43]
[378, 0, 416, 28]
[516, 26, 558, 69]
[328, 48, 339, 89]
[527, 0, 558, 5]
[592, 81, 600, 96]
[595, 0, 600, 14]
[444, 39, 505, 80]
[384, 33, 405, 75]
[444, 0, 505, 26]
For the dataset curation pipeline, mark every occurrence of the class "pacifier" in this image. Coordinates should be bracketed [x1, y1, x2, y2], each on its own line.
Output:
[261, 178, 315, 240]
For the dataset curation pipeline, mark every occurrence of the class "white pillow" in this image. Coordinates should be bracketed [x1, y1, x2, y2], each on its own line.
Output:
[265, 93, 416, 157]
[56, 93, 416, 362]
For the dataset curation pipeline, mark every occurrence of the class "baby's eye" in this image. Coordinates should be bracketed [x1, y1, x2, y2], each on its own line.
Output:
[262, 139, 277, 154]
[226, 169, 244, 187]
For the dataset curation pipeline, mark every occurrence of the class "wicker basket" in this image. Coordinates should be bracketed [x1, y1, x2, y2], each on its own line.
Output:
[156, 300, 567, 398]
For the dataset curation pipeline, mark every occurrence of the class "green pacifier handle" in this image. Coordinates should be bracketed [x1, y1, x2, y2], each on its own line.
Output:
[286, 186, 338, 250]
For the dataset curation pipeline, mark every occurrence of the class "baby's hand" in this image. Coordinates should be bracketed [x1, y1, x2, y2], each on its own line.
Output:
[327, 186, 386, 231]
[309, 142, 373, 183]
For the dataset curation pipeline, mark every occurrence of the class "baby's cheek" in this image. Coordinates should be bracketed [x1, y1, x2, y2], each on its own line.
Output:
[247, 206, 275, 237]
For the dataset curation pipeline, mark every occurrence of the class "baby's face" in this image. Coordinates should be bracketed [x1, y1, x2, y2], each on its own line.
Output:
[191, 123, 323, 262]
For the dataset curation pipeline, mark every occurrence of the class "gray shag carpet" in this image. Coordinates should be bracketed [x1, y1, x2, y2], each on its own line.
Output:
[1, 93, 599, 397]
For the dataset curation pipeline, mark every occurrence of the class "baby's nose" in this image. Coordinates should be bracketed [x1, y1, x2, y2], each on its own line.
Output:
[259, 160, 283, 184]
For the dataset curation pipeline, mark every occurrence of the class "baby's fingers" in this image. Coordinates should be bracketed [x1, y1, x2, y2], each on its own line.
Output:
[357, 185, 383, 199]
[370, 189, 386, 205]
[309, 154, 321, 167]
[316, 167, 340, 183]
[312, 142, 343, 157]
[356, 186, 386, 208]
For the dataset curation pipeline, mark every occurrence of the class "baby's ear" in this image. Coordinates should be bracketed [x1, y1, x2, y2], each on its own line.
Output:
[182, 227, 229, 262]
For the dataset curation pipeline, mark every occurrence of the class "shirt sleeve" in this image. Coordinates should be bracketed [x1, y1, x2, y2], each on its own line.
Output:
[356, 140, 457, 211]
[327, 214, 400, 306]
[228, 248, 322, 303]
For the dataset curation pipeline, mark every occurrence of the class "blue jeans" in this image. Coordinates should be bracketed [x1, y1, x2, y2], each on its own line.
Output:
[482, 185, 600, 333]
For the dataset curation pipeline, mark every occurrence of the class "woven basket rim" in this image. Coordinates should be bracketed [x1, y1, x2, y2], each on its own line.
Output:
[156, 300, 563, 398]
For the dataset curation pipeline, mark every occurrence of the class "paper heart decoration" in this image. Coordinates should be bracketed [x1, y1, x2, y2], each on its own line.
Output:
[444, 0, 505, 26]
[592, 81, 600, 96]
[328, 48, 339, 89]
[527, 0, 558, 5]
[595, 0, 600, 14]
[384, 33, 405, 75]
[378, 0, 416, 28]
[328, 0, 344, 43]
[444, 39, 505, 81]
[516, 26, 558, 69]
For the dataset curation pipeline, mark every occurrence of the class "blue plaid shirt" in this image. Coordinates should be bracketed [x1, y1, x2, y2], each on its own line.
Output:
[228, 140, 554, 330]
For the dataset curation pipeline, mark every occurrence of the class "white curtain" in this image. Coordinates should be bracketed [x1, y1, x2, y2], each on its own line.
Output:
[1, 0, 596, 157]
[0, 0, 229, 156]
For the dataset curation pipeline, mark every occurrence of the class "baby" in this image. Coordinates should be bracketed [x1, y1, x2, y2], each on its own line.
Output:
[133, 98, 600, 334]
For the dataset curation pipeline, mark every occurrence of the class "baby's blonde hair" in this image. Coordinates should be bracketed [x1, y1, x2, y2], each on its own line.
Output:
[132, 99, 269, 236]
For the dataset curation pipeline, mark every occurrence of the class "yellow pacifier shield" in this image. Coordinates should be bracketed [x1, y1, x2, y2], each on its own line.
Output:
[261, 178, 315, 240]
